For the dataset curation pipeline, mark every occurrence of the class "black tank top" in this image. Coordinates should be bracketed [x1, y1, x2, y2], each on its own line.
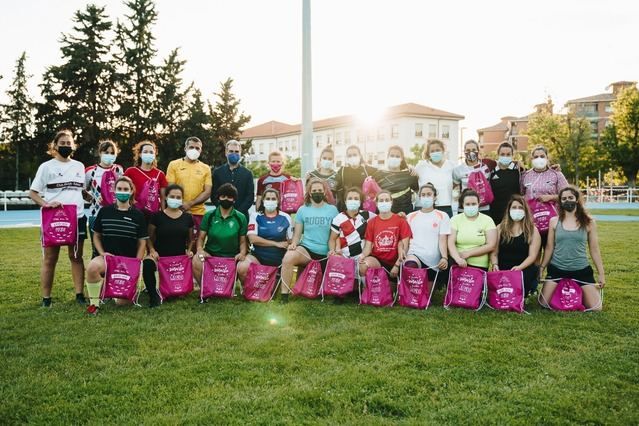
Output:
[498, 232, 529, 269]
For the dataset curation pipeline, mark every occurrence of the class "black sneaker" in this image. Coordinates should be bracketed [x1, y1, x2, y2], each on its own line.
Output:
[76, 293, 87, 305]
[41, 297, 52, 308]
[280, 294, 289, 304]
[333, 297, 344, 305]
[149, 294, 161, 308]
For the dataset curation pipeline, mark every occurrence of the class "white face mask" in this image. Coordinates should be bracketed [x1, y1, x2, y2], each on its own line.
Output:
[263, 200, 278, 212]
[387, 157, 402, 168]
[186, 148, 200, 161]
[347, 155, 360, 166]
[345, 199, 361, 211]
[509, 209, 525, 221]
[377, 201, 392, 213]
[320, 159, 334, 170]
[166, 198, 183, 209]
[420, 197, 434, 209]
[101, 153, 116, 166]
[464, 205, 479, 217]
[532, 157, 547, 170]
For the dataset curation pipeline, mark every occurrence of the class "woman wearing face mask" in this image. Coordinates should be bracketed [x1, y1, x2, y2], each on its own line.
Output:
[237, 188, 293, 282]
[255, 151, 292, 210]
[520, 146, 568, 245]
[85, 177, 149, 313]
[192, 183, 248, 287]
[85, 140, 124, 258]
[359, 190, 412, 279]
[334, 145, 377, 212]
[539, 186, 605, 311]
[124, 140, 168, 218]
[452, 140, 496, 214]
[489, 142, 525, 225]
[490, 195, 541, 296]
[414, 139, 455, 217]
[329, 187, 376, 259]
[143, 184, 194, 307]
[306, 147, 338, 204]
[404, 183, 451, 286]
[448, 189, 497, 270]
[373, 145, 419, 216]
[280, 178, 339, 303]
[30, 130, 88, 308]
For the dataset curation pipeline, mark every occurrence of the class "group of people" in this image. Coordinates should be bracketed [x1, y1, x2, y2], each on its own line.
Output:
[30, 129, 605, 313]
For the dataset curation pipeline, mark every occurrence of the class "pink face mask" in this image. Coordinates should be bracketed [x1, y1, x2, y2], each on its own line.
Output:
[270, 163, 282, 173]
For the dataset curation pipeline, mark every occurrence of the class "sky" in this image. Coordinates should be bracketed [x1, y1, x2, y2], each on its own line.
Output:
[1, 0, 638, 140]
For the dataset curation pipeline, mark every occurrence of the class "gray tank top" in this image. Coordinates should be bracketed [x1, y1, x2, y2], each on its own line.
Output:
[550, 221, 589, 270]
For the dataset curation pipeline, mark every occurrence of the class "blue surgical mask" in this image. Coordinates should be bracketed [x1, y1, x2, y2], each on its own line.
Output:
[346, 200, 361, 211]
[420, 197, 434, 209]
[464, 205, 479, 217]
[167, 198, 182, 209]
[101, 153, 116, 166]
[498, 156, 512, 166]
[429, 152, 443, 163]
[227, 153, 241, 165]
[320, 159, 334, 170]
[263, 200, 278, 212]
[509, 209, 525, 221]
[387, 157, 402, 169]
[377, 201, 392, 213]
[141, 153, 155, 164]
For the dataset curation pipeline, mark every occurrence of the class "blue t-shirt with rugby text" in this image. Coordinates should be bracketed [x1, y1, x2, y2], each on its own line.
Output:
[248, 211, 293, 266]
[295, 203, 339, 255]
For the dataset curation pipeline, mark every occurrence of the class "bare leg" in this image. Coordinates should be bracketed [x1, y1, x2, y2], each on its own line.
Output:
[582, 285, 602, 311]
[281, 248, 311, 294]
[237, 255, 259, 282]
[539, 280, 558, 308]
[68, 243, 85, 295]
[41, 246, 61, 298]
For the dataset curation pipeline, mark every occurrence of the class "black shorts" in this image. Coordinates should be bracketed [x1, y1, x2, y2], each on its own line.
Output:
[252, 253, 281, 267]
[406, 256, 439, 281]
[546, 264, 595, 286]
[78, 215, 88, 240]
[299, 245, 325, 261]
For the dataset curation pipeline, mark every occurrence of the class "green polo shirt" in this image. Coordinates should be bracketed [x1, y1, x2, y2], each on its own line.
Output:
[200, 208, 247, 257]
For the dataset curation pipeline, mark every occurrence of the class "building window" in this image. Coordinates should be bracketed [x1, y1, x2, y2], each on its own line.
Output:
[367, 131, 375, 142]
[377, 126, 385, 141]
[605, 104, 613, 113]
[259, 143, 264, 155]
[291, 142, 297, 151]
[315, 135, 322, 148]
[357, 130, 365, 143]
[336, 132, 343, 145]
[415, 123, 423, 137]
[582, 104, 597, 114]
[269, 143, 274, 153]
[590, 121, 598, 134]
[344, 131, 351, 145]
[327, 134, 333, 145]
[391, 124, 399, 139]
[428, 124, 437, 138]
[441, 125, 450, 139]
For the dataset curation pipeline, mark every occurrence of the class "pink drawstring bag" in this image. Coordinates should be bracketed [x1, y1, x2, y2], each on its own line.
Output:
[547, 278, 585, 311]
[444, 265, 487, 310]
[527, 199, 557, 235]
[100, 168, 118, 206]
[201, 256, 237, 300]
[397, 265, 434, 310]
[362, 176, 381, 213]
[243, 263, 279, 302]
[321, 256, 356, 297]
[292, 259, 323, 298]
[136, 175, 160, 214]
[41, 205, 78, 247]
[360, 267, 394, 307]
[102, 255, 142, 304]
[280, 179, 304, 213]
[467, 170, 494, 206]
[158, 255, 193, 301]
[486, 270, 525, 313]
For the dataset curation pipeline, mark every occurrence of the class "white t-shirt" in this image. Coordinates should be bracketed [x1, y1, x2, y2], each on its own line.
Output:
[30, 158, 85, 217]
[414, 159, 455, 206]
[406, 209, 451, 269]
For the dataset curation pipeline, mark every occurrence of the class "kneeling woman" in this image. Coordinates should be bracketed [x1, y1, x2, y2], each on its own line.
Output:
[359, 190, 412, 279]
[237, 188, 293, 282]
[539, 186, 605, 310]
[192, 183, 248, 286]
[448, 189, 497, 270]
[490, 194, 541, 296]
[280, 178, 339, 302]
[144, 184, 194, 307]
[85, 177, 149, 311]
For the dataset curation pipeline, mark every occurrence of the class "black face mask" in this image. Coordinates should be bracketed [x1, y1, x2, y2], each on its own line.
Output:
[219, 199, 234, 209]
[58, 146, 73, 158]
[465, 152, 478, 162]
[561, 201, 577, 212]
[311, 193, 325, 204]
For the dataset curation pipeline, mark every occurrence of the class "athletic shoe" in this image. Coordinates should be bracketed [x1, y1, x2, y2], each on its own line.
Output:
[86, 305, 99, 316]
[41, 298, 52, 308]
[76, 293, 87, 305]
[280, 294, 289, 304]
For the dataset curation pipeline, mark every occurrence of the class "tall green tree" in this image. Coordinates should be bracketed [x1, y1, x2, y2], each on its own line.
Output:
[208, 78, 251, 168]
[602, 86, 639, 187]
[1, 52, 35, 189]
[168, 88, 213, 168]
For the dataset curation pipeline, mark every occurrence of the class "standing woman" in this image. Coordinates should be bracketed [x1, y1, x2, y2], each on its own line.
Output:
[85, 176, 149, 311]
[374, 145, 419, 216]
[489, 142, 524, 225]
[539, 186, 605, 311]
[490, 195, 541, 296]
[414, 139, 456, 217]
[237, 188, 293, 282]
[85, 140, 124, 258]
[29, 130, 88, 307]
[305, 146, 338, 203]
[124, 140, 168, 218]
[280, 178, 339, 302]
[452, 139, 496, 214]
[144, 184, 194, 307]
[334, 145, 377, 211]
[448, 189, 497, 270]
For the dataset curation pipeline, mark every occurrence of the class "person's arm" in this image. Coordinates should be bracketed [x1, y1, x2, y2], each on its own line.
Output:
[136, 239, 147, 260]
[437, 234, 450, 270]
[196, 230, 208, 260]
[147, 224, 159, 260]
[513, 228, 541, 271]
[359, 240, 373, 262]
[540, 217, 558, 275]
[448, 229, 466, 268]
[185, 185, 212, 211]
[397, 237, 410, 263]
[328, 229, 341, 255]
[238, 170, 255, 213]
[490, 234, 500, 271]
[587, 220, 605, 287]
[459, 228, 497, 258]
[288, 222, 303, 251]
[235, 236, 248, 261]
[210, 168, 220, 205]
[30, 190, 59, 208]
[165, 162, 176, 185]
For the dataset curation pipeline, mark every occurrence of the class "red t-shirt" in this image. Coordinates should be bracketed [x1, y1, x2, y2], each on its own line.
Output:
[256, 173, 291, 197]
[364, 214, 412, 267]
[124, 166, 168, 205]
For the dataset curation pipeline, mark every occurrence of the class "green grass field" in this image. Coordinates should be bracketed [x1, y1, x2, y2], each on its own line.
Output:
[589, 209, 639, 216]
[1, 224, 638, 424]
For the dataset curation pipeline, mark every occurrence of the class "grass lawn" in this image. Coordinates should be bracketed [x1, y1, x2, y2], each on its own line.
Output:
[589, 209, 639, 216]
[1, 224, 638, 424]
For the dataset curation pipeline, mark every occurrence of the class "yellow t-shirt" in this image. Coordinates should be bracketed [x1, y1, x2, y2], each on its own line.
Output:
[166, 158, 212, 215]
[450, 213, 496, 268]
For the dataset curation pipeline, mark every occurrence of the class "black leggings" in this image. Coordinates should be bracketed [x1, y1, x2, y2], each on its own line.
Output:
[142, 259, 160, 301]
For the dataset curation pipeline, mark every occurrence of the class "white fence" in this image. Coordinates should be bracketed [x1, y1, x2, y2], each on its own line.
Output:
[581, 186, 639, 204]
